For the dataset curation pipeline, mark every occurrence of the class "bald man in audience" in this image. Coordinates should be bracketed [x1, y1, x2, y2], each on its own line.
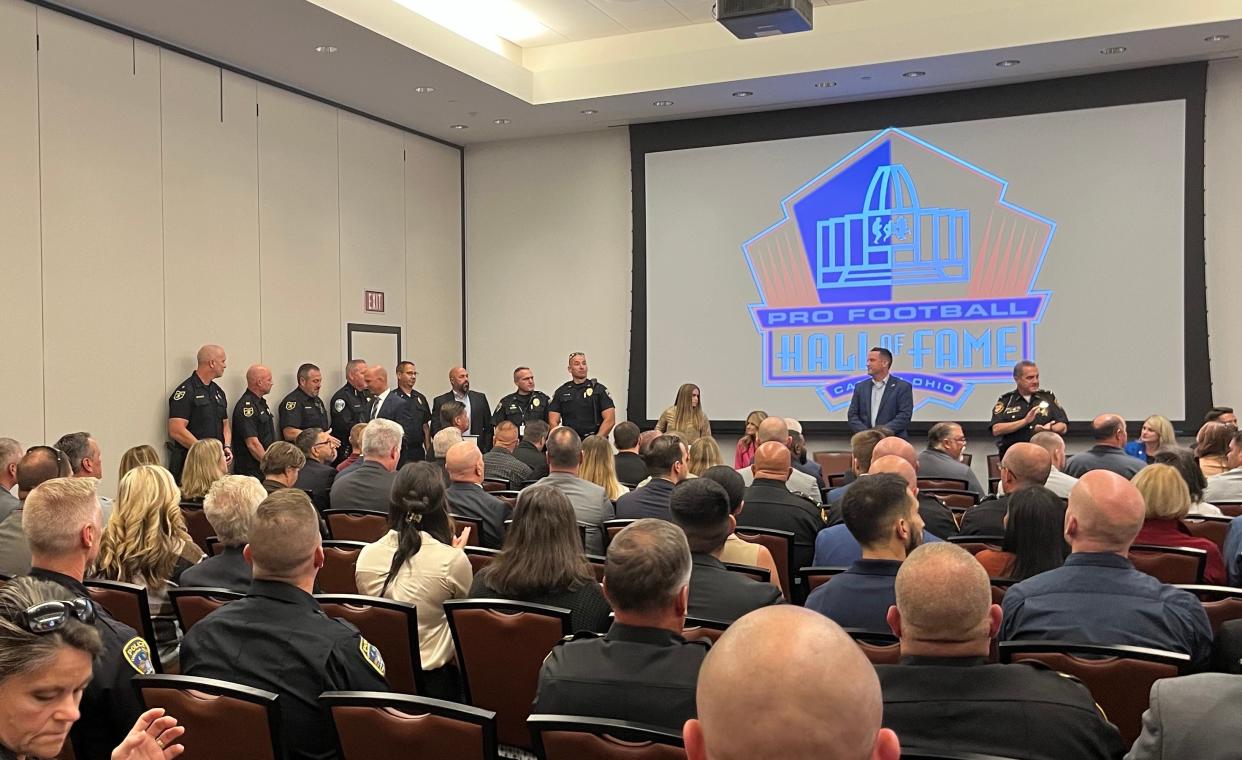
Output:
[1024, 430, 1078, 498]
[1001, 470, 1212, 666]
[1063, 414, 1146, 479]
[876, 543, 1124, 759]
[684, 606, 900, 760]
[481, 420, 532, 489]
[0, 437, 20, 521]
[737, 416, 821, 503]
[444, 441, 509, 549]
[526, 426, 612, 554]
[738, 442, 824, 571]
[0, 446, 71, 577]
[828, 436, 956, 539]
[958, 442, 1051, 537]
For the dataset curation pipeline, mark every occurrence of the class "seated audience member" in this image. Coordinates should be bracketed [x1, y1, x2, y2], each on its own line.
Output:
[917, 422, 984, 495]
[684, 606, 900, 760]
[973, 486, 1068, 580]
[740, 442, 824, 571]
[580, 434, 629, 501]
[259, 441, 304, 495]
[526, 427, 611, 555]
[1153, 447, 1221, 516]
[1000, 470, 1213, 666]
[1195, 421, 1233, 478]
[22, 477, 150, 757]
[443, 441, 509, 549]
[0, 437, 21, 522]
[329, 419, 401, 511]
[699, 465, 782, 591]
[182, 489, 389, 759]
[97, 465, 205, 665]
[1016, 430, 1078, 498]
[612, 421, 647, 485]
[688, 436, 723, 477]
[438, 399, 469, 435]
[656, 383, 712, 444]
[293, 428, 337, 511]
[178, 438, 226, 504]
[533, 518, 708, 730]
[1132, 464, 1226, 584]
[355, 462, 470, 700]
[179, 475, 267, 592]
[0, 447, 71, 578]
[1202, 428, 1242, 503]
[470, 486, 610, 632]
[805, 473, 922, 631]
[615, 435, 688, 520]
[959, 442, 1052, 538]
[514, 420, 550, 480]
[738, 417, 820, 503]
[117, 443, 160, 482]
[876, 543, 1124, 759]
[55, 431, 116, 523]
[481, 421, 532, 489]
[1126, 673, 1242, 760]
[789, 430, 825, 492]
[826, 429, 887, 504]
[335, 423, 367, 474]
[733, 410, 767, 470]
[670, 478, 783, 622]
[1205, 405, 1237, 427]
[1063, 414, 1146, 479]
[637, 429, 662, 456]
[431, 426, 462, 466]
[1126, 415, 1176, 464]
[829, 437, 956, 539]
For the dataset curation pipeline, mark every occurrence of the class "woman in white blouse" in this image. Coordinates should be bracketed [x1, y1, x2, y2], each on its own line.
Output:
[356, 461, 472, 700]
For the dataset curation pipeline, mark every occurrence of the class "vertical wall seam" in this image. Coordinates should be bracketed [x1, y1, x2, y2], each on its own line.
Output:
[34, 7, 47, 443]
[255, 85, 263, 363]
[337, 109, 344, 367]
[158, 46, 168, 413]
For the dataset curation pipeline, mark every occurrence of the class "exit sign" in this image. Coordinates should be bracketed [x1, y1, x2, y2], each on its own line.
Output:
[364, 291, 385, 313]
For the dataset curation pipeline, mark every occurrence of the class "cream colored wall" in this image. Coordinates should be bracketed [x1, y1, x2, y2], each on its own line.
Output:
[1205, 58, 1242, 407]
[0, 0, 462, 497]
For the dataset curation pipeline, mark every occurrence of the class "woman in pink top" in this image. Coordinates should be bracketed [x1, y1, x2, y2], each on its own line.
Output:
[733, 410, 768, 469]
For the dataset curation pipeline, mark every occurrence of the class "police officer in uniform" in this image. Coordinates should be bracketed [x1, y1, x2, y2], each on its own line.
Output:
[378, 360, 433, 465]
[167, 344, 231, 482]
[329, 359, 372, 465]
[492, 365, 551, 434]
[547, 352, 616, 439]
[991, 360, 1068, 457]
[232, 364, 277, 480]
[278, 363, 332, 443]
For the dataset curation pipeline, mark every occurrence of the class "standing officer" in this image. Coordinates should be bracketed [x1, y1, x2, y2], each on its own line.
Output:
[329, 359, 372, 465]
[279, 363, 332, 443]
[168, 344, 231, 482]
[991, 360, 1068, 458]
[232, 364, 276, 480]
[378, 360, 433, 465]
[548, 352, 616, 439]
[492, 366, 551, 435]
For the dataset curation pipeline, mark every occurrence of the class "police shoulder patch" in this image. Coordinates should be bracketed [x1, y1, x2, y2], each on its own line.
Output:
[993, 402, 1004, 414]
[285, 401, 297, 411]
[244, 406, 255, 417]
[173, 389, 186, 401]
[123, 637, 156, 675]
[333, 398, 346, 413]
[359, 637, 386, 676]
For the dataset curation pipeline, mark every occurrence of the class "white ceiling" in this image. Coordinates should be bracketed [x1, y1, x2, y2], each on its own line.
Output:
[40, 0, 1242, 146]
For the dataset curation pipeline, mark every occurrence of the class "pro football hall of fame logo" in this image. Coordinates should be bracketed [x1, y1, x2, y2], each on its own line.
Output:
[743, 127, 1057, 413]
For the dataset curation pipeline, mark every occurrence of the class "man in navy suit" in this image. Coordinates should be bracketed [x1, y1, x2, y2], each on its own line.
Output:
[847, 347, 914, 439]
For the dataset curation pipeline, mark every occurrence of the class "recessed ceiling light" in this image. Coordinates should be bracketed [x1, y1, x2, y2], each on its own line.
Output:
[813, 81, 837, 88]
[1206, 34, 1231, 43]
[493, 118, 511, 125]
[902, 71, 926, 78]
[413, 86, 435, 94]
[732, 91, 754, 98]
[653, 100, 675, 107]
[1100, 46, 1127, 55]
[996, 59, 1020, 68]
[450, 124, 468, 129]
[314, 45, 338, 54]
[580, 109, 598, 115]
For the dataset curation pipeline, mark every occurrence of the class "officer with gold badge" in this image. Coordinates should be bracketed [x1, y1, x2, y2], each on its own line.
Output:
[278, 363, 332, 443]
[990, 360, 1068, 457]
[492, 365, 551, 435]
[232, 364, 277, 479]
[167, 344, 230, 482]
[548, 352, 616, 439]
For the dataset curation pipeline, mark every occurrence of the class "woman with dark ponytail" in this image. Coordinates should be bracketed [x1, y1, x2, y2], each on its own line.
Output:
[356, 461, 472, 699]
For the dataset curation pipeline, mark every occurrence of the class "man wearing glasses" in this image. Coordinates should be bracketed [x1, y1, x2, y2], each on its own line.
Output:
[293, 428, 338, 511]
[916, 422, 984, 497]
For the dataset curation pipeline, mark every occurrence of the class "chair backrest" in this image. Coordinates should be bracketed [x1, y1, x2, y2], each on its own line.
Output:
[168, 587, 243, 632]
[946, 536, 1004, 555]
[481, 479, 509, 492]
[827, 472, 848, 488]
[180, 504, 215, 555]
[843, 628, 901, 665]
[133, 674, 283, 760]
[444, 599, 573, 749]
[323, 509, 389, 542]
[1128, 544, 1207, 585]
[960, 453, 973, 466]
[902, 751, 1021, 760]
[205, 536, 224, 557]
[923, 489, 979, 507]
[84, 579, 162, 673]
[602, 519, 637, 550]
[450, 514, 484, 548]
[722, 562, 770, 584]
[323, 691, 497, 760]
[797, 566, 847, 593]
[918, 477, 970, 491]
[316, 595, 423, 695]
[682, 616, 729, 644]
[1184, 517, 1231, 552]
[319, 540, 367, 595]
[812, 451, 853, 477]
[998, 641, 1188, 747]
[528, 715, 685, 760]
[734, 526, 794, 602]
[1174, 585, 1242, 634]
[986, 454, 1001, 479]
[1216, 502, 1242, 518]
[989, 578, 1016, 605]
[464, 546, 501, 576]
[586, 554, 606, 583]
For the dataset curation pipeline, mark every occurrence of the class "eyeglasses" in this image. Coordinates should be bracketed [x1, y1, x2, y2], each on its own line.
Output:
[18, 598, 96, 634]
[313, 440, 337, 449]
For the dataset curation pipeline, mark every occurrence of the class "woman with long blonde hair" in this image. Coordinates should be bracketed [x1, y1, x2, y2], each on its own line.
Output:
[580, 435, 629, 501]
[179, 438, 226, 502]
[688, 436, 723, 476]
[656, 383, 712, 445]
[1124, 415, 1176, 464]
[117, 444, 160, 482]
[733, 410, 768, 469]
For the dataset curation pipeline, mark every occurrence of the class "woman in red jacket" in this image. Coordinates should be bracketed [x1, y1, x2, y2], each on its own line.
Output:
[1132, 463, 1226, 585]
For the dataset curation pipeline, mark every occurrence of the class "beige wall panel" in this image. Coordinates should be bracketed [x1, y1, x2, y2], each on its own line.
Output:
[405, 136, 463, 385]
[0, 0, 43, 447]
[257, 85, 343, 396]
[338, 112, 406, 375]
[1206, 59, 1242, 409]
[161, 54, 260, 411]
[38, 11, 163, 496]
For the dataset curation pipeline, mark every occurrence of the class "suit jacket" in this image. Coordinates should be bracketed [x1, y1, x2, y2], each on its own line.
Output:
[431, 390, 493, 451]
[328, 460, 396, 512]
[0, 507, 31, 577]
[295, 459, 337, 511]
[179, 545, 252, 593]
[739, 479, 825, 571]
[614, 451, 648, 486]
[847, 375, 914, 438]
[514, 441, 549, 480]
[1126, 673, 1242, 759]
[916, 449, 985, 495]
[793, 459, 826, 491]
[529, 472, 612, 555]
[614, 478, 676, 521]
[445, 482, 509, 549]
[687, 553, 783, 623]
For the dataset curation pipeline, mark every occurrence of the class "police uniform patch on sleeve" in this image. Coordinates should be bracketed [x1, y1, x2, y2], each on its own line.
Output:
[359, 637, 386, 676]
[243, 405, 254, 417]
[993, 402, 1004, 414]
[334, 398, 346, 413]
[123, 637, 156, 675]
[173, 390, 186, 401]
[285, 401, 297, 411]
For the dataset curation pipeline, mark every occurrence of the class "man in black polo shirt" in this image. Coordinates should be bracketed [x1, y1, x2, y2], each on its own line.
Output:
[231, 364, 276, 480]
[328, 359, 372, 466]
[279, 363, 332, 444]
[547, 352, 616, 439]
[739, 442, 824, 571]
[615, 435, 688, 520]
[167, 343, 230, 481]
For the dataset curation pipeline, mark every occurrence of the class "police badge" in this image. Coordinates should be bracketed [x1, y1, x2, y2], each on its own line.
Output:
[244, 406, 254, 417]
[173, 390, 186, 401]
[285, 401, 297, 411]
[532, 398, 540, 407]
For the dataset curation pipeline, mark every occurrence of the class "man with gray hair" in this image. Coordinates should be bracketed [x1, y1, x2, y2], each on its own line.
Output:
[432, 426, 463, 461]
[180, 475, 268, 592]
[917, 422, 984, 495]
[0, 446, 71, 577]
[329, 419, 402, 511]
[0, 437, 21, 521]
[1063, 413, 1145, 479]
[526, 426, 612, 553]
[534, 518, 708, 731]
[737, 416, 821, 503]
[55, 431, 114, 523]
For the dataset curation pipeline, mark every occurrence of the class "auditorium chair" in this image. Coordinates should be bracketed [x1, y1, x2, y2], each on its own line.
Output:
[844, 628, 901, 665]
[827, 472, 849, 488]
[924, 489, 979, 508]
[586, 554, 606, 583]
[322, 509, 388, 542]
[133, 674, 283, 760]
[204, 536, 224, 557]
[797, 566, 847, 593]
[1128, 544, 1207, 585]
[323, 692, 497, 760]
[1174, 584, 1242, 634]
[960, 453, 973, 466]
[449, 514, 485, 547]
[179, 503, 214, 555]
[998, 641, 1189, 747]
[917, 477, 971, 492]
[989, 578, 1016, 605]
[735, 525, 795, 601]
[723, 562, 770, 584]
[317, 594, 423, 695]
[986, 454, 1001, 488]
[0, 572, 9, 584]
[464, 546, 500, 576]
[497, 494, 518, 509]
[84, 579, 162, 673]
[319, 540, 367, 595]
[168, 587, 243, 632]
[682, 616, 729, 644]
[902, 751, 1020, 760]
[602, 518, 636, 550]
[444, 599, 573, 750]
[812, 450, 853, 479]
[1216, 502, 1242, 518]
[1184, 515, 1232, 552]
[528, 715, 685, 760]
[481, 478, 509, 492]
[946, 536, 1004, 555]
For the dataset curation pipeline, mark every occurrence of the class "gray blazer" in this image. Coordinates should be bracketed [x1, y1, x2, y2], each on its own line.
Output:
[528, 472, 612, 554]
[1126, 673, 1242, 759]
[737, 464, 821, 505]
[328, 460, 396, 512]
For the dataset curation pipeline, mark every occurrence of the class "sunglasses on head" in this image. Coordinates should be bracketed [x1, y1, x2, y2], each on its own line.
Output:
[18, 598, 97, 634]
